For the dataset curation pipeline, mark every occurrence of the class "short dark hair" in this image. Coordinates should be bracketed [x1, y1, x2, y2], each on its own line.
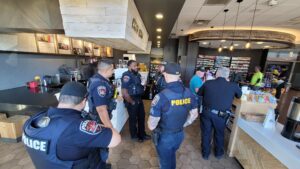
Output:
[127, 60, 136, 66]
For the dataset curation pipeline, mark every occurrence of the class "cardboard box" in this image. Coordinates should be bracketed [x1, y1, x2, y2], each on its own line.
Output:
[0, 115, 30, 142]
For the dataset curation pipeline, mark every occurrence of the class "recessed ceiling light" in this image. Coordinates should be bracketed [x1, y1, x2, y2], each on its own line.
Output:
[223, 46, 228, 49]
[202, 42, 208, 45]
[157, 36, 161, 39]
[155, 13, 163, 19]
[233, 44, 239, 47]
[156, 28, 162, 32]
[264, 45, 270, 48]
[221, 40, 226, 42]
[256, 41, 264, 44]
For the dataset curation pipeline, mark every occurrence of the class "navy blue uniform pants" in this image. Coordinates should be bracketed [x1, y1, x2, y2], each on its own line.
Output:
[155, 131, 184, 169]
[125, 99, 146, 139]
[200, 110, 226, 157]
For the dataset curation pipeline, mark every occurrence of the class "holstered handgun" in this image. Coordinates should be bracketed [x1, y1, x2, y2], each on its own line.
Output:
[152, 128, 161, 146]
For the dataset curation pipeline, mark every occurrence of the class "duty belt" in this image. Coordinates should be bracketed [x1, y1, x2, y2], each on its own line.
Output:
[204, 107, 232, 117]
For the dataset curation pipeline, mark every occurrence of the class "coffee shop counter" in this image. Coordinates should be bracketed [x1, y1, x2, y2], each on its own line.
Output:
[234, 118, 300, 169]
[227, 98, 300, 169]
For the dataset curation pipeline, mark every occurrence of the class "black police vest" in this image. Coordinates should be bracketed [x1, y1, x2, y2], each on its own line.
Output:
[87, 76, 115, 121]
[23, 111, 88, 169]
[125, 71, 144, 96]
[159, 87, 193, 132]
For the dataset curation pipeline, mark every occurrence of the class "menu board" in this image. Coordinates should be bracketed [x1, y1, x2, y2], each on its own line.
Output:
[106, 47, 113, 57]
[72, 39, 84, 55]
[84, 41, 93, 56]
[36, 33, 56, 53]
[17, 33, 37, 52]
[100, 46, 107, 57]
[56, 34, 72, 54]
[93, 45, 101, 57]
[0, 32, 114, 58]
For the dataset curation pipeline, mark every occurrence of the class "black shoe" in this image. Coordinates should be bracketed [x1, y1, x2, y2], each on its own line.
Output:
[137, 137, 144, 143]
[131, 136, 138, 141]
[105, 163, 112, 169]
[202, 155, 209, 160]
[215, 154, 224, 160]
[143, 134, 151, 140]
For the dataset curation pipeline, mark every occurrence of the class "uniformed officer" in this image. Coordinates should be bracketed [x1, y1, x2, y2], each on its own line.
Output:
[121, 60, 151, 142]
[148, 63, 198, 169]
[23, 82, 121, 169]
[197, 67, 242, 160]
[87, 59, 116, 168]
[154, 61, 167, 94]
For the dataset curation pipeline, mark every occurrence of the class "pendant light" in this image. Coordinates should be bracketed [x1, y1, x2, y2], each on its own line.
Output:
[245, 0, 259, 49]
[230, 0, 243, 51]
[218, 9, 229, 53]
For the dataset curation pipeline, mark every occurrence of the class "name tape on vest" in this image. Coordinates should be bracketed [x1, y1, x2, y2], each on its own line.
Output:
[171, 98, 191, 106]
[22, 133, 49, 154]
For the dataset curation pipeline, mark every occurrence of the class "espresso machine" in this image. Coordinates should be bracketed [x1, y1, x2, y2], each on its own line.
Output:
[281, 97, 300, 142]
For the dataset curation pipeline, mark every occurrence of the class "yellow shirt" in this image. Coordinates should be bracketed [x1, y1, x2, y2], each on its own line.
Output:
[251, 72, 264, 87]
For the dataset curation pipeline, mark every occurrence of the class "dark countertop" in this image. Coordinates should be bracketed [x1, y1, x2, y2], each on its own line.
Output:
[0, 86, 59, 106]
[0, 86, 60, 116]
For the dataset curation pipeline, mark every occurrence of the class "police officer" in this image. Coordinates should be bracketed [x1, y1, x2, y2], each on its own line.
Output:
[121, 60, 151, 142]
[23, 82, 121, 169]
[154, 61, 167, 94]
[197, 67, 242, 160]
[148, 63, 198, 169]
[87, 59, 116, 168]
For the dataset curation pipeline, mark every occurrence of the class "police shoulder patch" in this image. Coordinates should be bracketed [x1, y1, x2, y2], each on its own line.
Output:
[79, 120, 102, 135]
[123, 75, 130, 82]
[151, 95, 160, 106]
[97, 86, 107, 97]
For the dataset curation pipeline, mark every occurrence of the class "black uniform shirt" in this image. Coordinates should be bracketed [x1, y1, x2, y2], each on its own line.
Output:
[198, 77, 242, 111]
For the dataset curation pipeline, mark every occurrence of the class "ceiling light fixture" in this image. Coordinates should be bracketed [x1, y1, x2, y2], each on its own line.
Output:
[218, 45, 223, 53]
[231, 0, 243, 51]
[264, 45, 270, 48]
[229, 43, 234, 51]
[245, 0, 259, 49]
[218, 9, 229, 52]
[155, 13, 164, 19]
[234, 44, 239, 46]
[256, 41, 264, 44]
[156, 28, 162, 32]
[157, 36, 161, 39]
[221, 39, 226, 42]
[202, 42, 208, 45]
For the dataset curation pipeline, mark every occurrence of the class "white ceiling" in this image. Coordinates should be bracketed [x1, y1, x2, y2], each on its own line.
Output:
[171, 0, 300, 44]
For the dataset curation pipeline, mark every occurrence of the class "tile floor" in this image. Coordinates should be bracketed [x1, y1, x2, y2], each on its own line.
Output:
[0, 100, 242, 169]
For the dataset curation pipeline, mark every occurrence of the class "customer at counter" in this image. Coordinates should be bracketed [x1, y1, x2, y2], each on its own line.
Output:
[250, 66, 264, 90]
[121, 60, 151, 142]
[189, 66, 205, 94]
[87, 59, 117, 168]
[23, 82, 121, 169]
[197, 67, 242, 160]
